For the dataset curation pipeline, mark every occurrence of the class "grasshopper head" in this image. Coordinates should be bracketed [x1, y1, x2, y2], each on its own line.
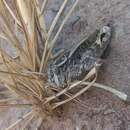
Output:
[96, 25, 112, 47]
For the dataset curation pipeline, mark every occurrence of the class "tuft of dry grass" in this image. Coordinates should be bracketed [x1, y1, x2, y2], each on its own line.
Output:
[0, 0, 128, 129]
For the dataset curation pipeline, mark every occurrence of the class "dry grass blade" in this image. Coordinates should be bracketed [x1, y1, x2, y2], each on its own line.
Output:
[15, 0, 36, 69]
[50, 0, 79, 47]
[2, 0, 21, 26]
[0, 103, 32, 108]
[50, 87, 88, 108]
[36, 117, 43, 130]
[50, 49, 64, 59]
[41, 0, 48, 14]
[47, 0, 69, 39]
[6, 111, 33, 130]
[0, 33, 10, 43]
[16, 0, 34, 37]
[35, 0, 47, 40]
[0, 51, 32, 78]
[21, 115, 34, 130]
[0, 90, 13, 97]
[82, 82, 128, 101]
[0, 1, 23, 52]
[0, 48, 17, 86]
[0, 16, 22, 52]
[0, 98, 14, 102]
[0, 70, 39, 80]
[21, 114, 34, 130]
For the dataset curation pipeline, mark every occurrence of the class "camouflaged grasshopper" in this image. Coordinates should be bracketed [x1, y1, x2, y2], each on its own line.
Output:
[48, 25, 112, 87]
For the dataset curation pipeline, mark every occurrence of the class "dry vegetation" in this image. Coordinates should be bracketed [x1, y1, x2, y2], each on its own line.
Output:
[0, 0, 128, 129]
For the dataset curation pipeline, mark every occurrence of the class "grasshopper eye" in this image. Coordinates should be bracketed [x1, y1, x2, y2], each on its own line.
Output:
[96, 26, 111, 47]
[100, 26, 112, 45]
[100, 33, 106, 42]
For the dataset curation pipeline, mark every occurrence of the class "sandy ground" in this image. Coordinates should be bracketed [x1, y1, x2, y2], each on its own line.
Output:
[0, 0, 130, 129]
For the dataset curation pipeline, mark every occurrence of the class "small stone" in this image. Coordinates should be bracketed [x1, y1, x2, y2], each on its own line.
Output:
[104, 109, 115, 115]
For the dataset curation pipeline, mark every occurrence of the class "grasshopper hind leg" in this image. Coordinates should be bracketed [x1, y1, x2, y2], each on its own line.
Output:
[101, 44, 111, 59]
